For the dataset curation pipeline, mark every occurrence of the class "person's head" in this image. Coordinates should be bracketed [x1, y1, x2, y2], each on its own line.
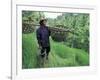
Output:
[39, 19, 47, 26]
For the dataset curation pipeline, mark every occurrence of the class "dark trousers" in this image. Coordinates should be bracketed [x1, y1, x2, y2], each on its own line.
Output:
[41, 46, 50, 57]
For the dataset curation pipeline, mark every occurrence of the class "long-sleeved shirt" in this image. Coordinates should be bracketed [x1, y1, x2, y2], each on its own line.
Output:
[36, 26, 51, 47]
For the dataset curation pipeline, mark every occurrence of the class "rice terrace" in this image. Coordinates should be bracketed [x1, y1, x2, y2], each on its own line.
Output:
[22, 11, 89, 69]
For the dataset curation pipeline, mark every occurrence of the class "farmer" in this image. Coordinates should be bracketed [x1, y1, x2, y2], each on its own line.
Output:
[36, 19, 51, 60]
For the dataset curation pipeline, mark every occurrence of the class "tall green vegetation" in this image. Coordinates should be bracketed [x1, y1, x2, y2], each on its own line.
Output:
[22, 11, 89, 52]
[22, 11, 45, 24]
[22, 11, 89, 68]
[47, 13, 89, 52]
[22, 33, 89, 68]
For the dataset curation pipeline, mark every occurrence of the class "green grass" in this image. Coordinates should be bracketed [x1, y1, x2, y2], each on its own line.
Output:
[22, 32, 89, 69]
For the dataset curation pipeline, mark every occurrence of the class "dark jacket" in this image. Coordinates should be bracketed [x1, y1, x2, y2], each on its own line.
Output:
[36, 26, 51, 47]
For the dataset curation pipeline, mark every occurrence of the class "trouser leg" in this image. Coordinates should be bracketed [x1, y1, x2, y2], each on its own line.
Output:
[41, 47, 45, 58]
[46, 46, 50, 57]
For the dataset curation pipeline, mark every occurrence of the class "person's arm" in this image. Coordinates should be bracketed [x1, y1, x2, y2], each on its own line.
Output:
[49, 29, 51, 36]
[47, 27, 51, 36]
[36, 29, 41, 47]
